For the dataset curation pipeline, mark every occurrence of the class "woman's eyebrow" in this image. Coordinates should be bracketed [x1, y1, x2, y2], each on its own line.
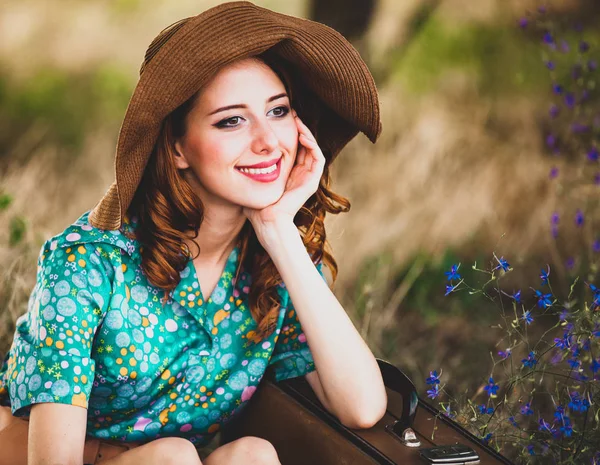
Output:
[207, 92, 288, 116]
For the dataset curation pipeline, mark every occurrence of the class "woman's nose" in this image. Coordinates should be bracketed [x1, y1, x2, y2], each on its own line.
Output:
[250, 119, 279, 153]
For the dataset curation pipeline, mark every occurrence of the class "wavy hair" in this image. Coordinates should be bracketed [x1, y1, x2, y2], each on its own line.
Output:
[125, 53, 350, 340]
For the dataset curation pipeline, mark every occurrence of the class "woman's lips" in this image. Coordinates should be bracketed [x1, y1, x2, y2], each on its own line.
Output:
[235, 157, 281, 183]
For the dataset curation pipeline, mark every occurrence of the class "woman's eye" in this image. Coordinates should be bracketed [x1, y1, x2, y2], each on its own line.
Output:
[214, 106, 290, 129]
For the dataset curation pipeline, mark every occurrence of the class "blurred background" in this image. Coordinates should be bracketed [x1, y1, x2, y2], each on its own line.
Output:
[1, 0, 599, 457]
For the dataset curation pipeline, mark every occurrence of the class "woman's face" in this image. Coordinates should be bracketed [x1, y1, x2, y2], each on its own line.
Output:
[174, 57, 299, 212]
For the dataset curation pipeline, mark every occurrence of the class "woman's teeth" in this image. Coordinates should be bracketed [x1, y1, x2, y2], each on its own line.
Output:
[237, 164, 277, 174]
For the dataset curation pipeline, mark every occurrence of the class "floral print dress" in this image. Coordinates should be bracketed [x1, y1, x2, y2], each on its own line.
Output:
[0, 210, 325, 449]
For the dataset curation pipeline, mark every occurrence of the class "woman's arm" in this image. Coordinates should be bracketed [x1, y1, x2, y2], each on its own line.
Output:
[29, 402, 88, 465]
[263, 220, 388, 430]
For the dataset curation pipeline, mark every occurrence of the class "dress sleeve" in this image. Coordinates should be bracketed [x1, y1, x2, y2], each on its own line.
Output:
[4, 240, 114, 417]
[266, 261, 328, 383]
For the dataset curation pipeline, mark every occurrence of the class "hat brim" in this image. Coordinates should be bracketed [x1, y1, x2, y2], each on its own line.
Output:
[89, 0, 382, 231]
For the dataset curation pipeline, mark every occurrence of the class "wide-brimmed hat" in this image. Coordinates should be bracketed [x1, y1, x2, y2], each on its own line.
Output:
[88, 0, 383, 231]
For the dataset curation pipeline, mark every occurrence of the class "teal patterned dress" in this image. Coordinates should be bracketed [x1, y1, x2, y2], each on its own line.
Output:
[0, 210, 325, 449]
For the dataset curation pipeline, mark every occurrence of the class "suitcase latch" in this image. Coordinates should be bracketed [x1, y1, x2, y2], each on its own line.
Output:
[385, 420, 421, 447]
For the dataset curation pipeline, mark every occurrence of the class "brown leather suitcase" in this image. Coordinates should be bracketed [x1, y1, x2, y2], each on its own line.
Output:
[220, 359, 515, 465]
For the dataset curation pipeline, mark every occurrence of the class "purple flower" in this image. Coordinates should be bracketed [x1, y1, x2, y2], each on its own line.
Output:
[587, 147, 599, 161]
[567, 357, 581, 369]
[546, 134, 556, 147]
[538, 417, 556, 435]
[520, 402, 534, 416]
[546, 61, 555, 70]
[575, 209, 584, 226]
[511, 290, 522, 303]
[560, 39, 570, 53]
[484, 377, 499, 397]
[522, 351, 538, 368]
[445, 264, 461, 281]
[549, 104, 560, 118]
[518, 18, 528, 29]
[590, 358, 600, 373]
[559, 308, 569, 321]
[543, 32, 554, 44]
[571, 122, 590, 133]
[566, 257, 575, 270]
[593, 239, 600, 253]
[521, 310, 534, 325]
[554, 405, 565, 421]
[565, 92, 576, 108]
[540, 265, 550, 285]
[509, 416, 518, 427]
[498, 348, 512, 360]
[481, 432, 492, 444]
[442, 403, 455, 419]
[426, 370, 441, 385]
[427, 384, 440, 399]
[589, 59, 598, 71]
[526, 444, 535, 455]
[579, 41, 590, 53]
[554, 331, 573, 350]
[552, 83, 563, 95]
[551, 211, 559, 225]
[549, 166, 559, 178]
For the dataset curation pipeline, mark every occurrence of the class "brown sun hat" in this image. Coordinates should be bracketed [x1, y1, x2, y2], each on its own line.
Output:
[88, 0, 383, 231]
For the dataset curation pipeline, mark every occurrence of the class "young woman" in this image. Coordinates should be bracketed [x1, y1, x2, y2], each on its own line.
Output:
[0, 1, 386, 464]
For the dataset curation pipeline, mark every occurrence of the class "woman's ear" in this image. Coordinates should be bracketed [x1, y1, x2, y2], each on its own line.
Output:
[173, 139, 190, 170]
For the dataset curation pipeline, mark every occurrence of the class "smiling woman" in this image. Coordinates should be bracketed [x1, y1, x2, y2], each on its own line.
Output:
[0, 1, 383, 464]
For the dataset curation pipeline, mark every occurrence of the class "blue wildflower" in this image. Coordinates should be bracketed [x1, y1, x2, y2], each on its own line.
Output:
[509, 416, 518, 427]
[522, 351, 538, 368]
[478, 404, 494, 415]
[549, 166, 559, 178]
[538, 417, 557, 435]
[445, 283, 459, 296]
[559, 416, 573, 437]
[520, 402, 533, 416]
[426, 370, 441, 385]
[484, 377, 499, 397]
[554, 331, 573, 350]
[593, 239, 600, 253]
[566, 257, 575, 270]
[546, 134, 556, 147]
[554, 405, 565, 421]
[494, 256, 510, 272]
[481, 432, 492, 444]
[445, 264, 461, 281]
[552, 83, 563, 95]
[567, 358, 581, 369]
[559, 308, 569, 321]
[568, 392, 590, 413]
[521, 310, 534, 325]
[518, 18, 528, 28]
[526, 444, 535, 456]
[591, 359, 600, 373]
[575, 209, 584, 226]
[533, 289, 553, 308]
[588, 148, 599, 162]
[560, 39, 570, 53]
[543, 32, 554, 44]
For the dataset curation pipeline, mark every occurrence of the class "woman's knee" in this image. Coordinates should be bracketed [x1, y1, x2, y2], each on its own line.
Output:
[145, 437, 202, 464]
[233, 436, 280, 464]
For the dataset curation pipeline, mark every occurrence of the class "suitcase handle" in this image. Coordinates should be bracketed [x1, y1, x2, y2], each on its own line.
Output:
[377, 358, 421, 447]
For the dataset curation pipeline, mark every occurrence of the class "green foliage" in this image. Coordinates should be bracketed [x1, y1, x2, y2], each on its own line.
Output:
[9, 215, 26, 247]
[391, 17, 551, 96]
[0, 63, 132, 165]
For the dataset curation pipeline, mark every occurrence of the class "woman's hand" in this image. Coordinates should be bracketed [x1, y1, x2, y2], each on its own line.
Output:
[242, 109, 325, 247]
